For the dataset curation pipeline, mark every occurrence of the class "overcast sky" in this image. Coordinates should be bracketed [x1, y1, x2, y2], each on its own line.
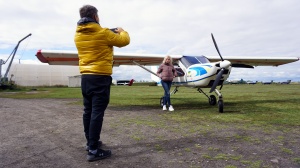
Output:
[0, 0, 299, 82]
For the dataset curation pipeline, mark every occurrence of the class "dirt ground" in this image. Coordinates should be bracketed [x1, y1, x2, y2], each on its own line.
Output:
[0, 98, 299, 168]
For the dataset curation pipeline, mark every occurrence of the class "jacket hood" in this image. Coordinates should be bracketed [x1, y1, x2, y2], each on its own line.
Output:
[77, 17, 98, 25]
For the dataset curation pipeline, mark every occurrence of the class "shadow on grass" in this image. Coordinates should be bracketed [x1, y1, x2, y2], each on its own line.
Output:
[143, 97, 300, 114]
[107, 92, 300, 121]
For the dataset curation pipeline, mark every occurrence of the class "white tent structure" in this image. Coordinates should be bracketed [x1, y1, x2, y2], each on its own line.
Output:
[9, 64, 80, 87]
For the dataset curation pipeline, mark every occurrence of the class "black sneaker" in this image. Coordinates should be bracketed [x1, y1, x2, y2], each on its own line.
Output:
[87, 149, 111, 162]
[85, 141, 103, 151]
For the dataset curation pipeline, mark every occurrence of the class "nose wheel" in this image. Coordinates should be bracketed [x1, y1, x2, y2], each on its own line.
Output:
[198, 88, 224, 113]
[218, 100, 223, 113]
[209, 95, 223, 113]
[214, 89, 224, 113]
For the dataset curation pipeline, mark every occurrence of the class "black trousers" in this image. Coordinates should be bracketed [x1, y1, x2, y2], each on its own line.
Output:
[81, 75, 112, 150]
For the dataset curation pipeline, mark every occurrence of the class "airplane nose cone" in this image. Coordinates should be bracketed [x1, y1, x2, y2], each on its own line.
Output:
[220, 60, 231, 69]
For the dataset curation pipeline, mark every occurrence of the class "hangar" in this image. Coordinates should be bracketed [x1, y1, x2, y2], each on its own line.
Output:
[8, 63, 80, 87]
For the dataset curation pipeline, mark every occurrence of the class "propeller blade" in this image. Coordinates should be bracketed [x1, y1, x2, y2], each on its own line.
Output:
[211, 33, 224, 61]
[210, 68, 224, 93]
[232, 63, 254, 68]
[220, 84, 224, 90]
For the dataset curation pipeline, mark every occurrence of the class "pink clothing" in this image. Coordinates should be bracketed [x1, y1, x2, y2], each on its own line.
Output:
[157, 63, 178, 82]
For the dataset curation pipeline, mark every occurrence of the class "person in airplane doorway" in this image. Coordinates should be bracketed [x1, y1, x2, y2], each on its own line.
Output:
[74, 5, 130, 162]
[156, 55, 178, 111]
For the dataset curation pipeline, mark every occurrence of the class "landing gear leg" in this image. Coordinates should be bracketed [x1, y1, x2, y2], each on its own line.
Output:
[170, 86, 178, 95]
[197, 88, 216, 105]
[198, 88, 223, 112]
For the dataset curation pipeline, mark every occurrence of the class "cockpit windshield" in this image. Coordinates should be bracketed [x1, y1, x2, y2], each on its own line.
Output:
[180, 56, 210, 68]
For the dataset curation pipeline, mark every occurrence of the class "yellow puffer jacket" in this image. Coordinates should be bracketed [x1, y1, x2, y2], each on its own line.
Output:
[74, 21, 130, 75]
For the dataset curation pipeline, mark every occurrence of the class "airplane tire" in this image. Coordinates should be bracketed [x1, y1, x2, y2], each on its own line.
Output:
[160, 97, 164, 107]
[209, 95, 217, 105]
[218, 100, 224, 113]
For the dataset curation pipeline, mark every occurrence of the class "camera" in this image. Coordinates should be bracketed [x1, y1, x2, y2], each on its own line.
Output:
[110, 28, 117, 33]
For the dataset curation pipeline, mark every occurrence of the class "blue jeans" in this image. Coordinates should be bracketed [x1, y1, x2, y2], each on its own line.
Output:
[161, 80, 172, 106]
[81, 75, 112, 150]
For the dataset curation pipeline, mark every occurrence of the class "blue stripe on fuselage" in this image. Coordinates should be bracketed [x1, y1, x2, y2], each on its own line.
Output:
[172, 74, 215, 85]
[188, 65, 212, 76]
[188, 67, 204, 76]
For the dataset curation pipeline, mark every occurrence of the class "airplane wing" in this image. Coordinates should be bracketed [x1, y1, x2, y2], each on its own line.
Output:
[36, 49, 299, 67]
[35, 50, 182, 66]
[205, 56, 299, 66]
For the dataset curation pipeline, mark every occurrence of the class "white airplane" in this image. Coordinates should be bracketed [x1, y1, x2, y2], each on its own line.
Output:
[246, 81, 258, 85]
[35, 34, 299, 112]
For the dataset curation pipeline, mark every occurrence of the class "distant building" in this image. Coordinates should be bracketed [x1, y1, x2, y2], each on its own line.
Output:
[9, 63, 80, 86]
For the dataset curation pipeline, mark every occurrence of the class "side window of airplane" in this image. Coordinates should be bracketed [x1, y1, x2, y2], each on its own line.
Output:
[196, 56, 210, 64]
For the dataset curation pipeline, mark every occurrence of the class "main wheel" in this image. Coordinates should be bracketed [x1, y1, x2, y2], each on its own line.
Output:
[160, 96, 164, 107]
[209, 95, 217, 105]
[218, 100, 224, 113]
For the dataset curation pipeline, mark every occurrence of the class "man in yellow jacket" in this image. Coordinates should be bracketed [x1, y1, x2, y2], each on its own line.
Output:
[74, 5, 130, 162]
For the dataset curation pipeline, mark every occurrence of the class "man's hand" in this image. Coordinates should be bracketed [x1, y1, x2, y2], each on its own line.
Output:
[115, 27, 124, 33]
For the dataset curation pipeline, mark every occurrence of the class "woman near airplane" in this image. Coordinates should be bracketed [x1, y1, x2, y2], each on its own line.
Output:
[157, 56, 178, 111]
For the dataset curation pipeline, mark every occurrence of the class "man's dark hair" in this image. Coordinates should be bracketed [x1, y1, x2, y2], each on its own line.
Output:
[79, 5, 98, 18]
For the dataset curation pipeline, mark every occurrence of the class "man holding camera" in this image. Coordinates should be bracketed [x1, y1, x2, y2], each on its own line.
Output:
[74, 4, 130, 162]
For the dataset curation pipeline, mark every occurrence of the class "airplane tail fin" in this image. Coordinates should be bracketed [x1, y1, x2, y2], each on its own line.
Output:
[128, 79, 134, 86]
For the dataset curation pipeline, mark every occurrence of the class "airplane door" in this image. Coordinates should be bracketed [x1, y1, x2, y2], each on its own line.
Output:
[174, 61, 190, 86]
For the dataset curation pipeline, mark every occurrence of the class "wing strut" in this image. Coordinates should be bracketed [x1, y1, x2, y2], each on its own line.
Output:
[132, 60, 159, 77]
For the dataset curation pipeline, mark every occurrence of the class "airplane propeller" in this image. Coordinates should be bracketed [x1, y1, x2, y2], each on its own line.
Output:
[211, 33, 224, 61]
[210, 33, 227, 93]
[211, 33, 254, 69]
[209, 33, 254, 93]
[210, 68, 224, 93]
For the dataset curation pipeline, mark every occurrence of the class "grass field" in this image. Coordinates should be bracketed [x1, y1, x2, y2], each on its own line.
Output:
[1, 84, 300, 126]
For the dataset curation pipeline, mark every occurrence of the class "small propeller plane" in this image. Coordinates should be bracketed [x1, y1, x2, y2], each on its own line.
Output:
[35, 34, 299, 112]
